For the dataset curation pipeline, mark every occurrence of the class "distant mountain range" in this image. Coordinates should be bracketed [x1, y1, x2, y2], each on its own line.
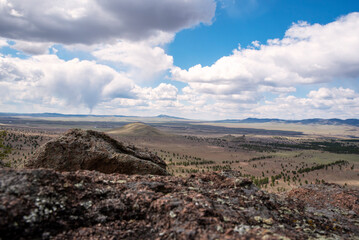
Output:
[0, 112, 187, 120]
[216, 118, 359, 126]
[0, 112, 129, 118]
[0, 112, 358, 126]
[155, 114, 187, 120]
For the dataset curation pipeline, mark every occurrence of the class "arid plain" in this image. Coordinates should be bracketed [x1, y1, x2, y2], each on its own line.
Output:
[1, 115, 358, 193]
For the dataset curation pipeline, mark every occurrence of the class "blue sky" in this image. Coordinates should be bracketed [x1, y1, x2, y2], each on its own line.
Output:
[0, 0, 359, 119]
[171, 0, 359, 68]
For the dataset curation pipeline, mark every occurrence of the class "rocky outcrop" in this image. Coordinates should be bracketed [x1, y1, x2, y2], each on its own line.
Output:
[287, 183, 359, 215]
[0, 168, 358, 239]
[25, 129, 168, 176]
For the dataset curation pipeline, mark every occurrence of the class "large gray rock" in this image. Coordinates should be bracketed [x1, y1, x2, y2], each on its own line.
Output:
[25, 129, 168, 175]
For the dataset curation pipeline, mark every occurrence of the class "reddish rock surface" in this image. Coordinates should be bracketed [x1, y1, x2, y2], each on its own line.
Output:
[1, 168, 358, 239]
[25, 129, 168, 176]
[287, 183, 359, 215]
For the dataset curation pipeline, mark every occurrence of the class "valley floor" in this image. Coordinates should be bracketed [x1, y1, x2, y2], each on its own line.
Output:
[1, 117, 358, 193]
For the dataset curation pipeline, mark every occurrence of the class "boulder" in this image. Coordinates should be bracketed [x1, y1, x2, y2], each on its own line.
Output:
[25, 129, 168, 176]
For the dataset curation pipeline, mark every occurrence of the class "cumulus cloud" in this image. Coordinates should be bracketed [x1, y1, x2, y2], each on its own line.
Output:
[171, 87, 359, 120]
[307, 87, 357, 100]
[93, 41, 173, 81]
[0, 53, 182, 114]
[0, 0, 216, 44]
[2, 50, 357, 119]
[133, 83, 178, 100]
[172, 12, 359, 96]
[252, 87, 359, 119]
[0, 54, 135, 111]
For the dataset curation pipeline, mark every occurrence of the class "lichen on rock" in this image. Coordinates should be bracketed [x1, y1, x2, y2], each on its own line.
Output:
[0, 169, 358, 239]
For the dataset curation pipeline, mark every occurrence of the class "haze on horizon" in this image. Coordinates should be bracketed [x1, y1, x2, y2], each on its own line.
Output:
[0, 0, 359, 120]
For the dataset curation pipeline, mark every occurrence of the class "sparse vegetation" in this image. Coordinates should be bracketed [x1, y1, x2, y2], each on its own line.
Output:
[0, 131, 12, 166]
[1, 116, 358, 192]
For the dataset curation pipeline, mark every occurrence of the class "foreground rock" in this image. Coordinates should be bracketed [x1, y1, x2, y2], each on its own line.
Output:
[1, 169, 358, 239]
[25, 129, 168, 176]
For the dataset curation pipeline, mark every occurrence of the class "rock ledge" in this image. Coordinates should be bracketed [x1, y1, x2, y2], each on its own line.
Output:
[1, 169, 358, 239]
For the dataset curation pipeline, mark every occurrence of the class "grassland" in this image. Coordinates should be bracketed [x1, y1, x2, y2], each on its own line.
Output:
[198, 122, 359, 138]
[1, 115, 358, 193]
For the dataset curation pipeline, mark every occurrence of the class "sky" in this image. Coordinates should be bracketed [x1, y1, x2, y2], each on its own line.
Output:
[0, 0, 359, 120]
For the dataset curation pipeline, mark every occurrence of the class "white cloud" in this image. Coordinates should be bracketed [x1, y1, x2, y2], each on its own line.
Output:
[93, 41, 173, 81]
[0, 53, 182, 114]
[2, 52, 357, 119]
[0, 54, 135, 111]
[133, 83, 178, 100]
[252, 87, 359, 119]
[0, 0, 216, 44]
[307, 87, 356, 100]
[172, 12, 359, 95]
[171, 87, 359, 120]
[0, 38, 8, 48]
[93, 83, 182, 116]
